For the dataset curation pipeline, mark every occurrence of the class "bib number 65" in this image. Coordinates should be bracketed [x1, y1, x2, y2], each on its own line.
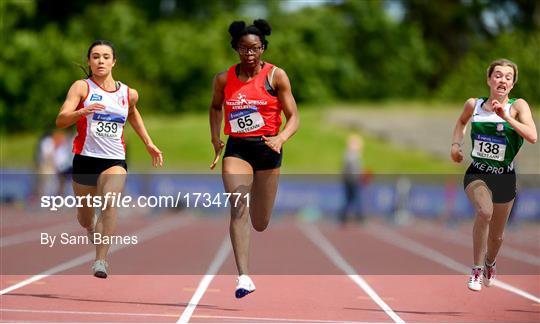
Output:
[237, 116, 253, 129]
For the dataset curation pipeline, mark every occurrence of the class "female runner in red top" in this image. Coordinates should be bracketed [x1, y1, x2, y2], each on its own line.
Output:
[209, 19, 299, 298]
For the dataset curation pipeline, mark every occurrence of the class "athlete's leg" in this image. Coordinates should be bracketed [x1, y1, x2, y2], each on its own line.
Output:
[94, 166, 127, 261]
[249, 167, 280, 232]
[465, 180, 494, 266]
[485, 200, 514, 264]
[72, 181, 97, 231]
[223, 157, 253, 275]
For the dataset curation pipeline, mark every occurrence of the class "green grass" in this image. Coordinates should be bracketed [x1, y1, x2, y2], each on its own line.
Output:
[276, 107, 460, 173]
[1, 133, 39, 168]
[1, 104, 461, 174]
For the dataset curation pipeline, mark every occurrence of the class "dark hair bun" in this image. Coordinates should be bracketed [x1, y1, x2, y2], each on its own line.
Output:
[228, 21, 246, 38]
[253, 19, 271, 36]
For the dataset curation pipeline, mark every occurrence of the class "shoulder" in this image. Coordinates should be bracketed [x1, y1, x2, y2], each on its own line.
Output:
[216, 70, 227, 81]
[512, 98, 529, 110]
[464, 98, 477, 110]
[271, 66, 290, 85]
[128, 87, 139, 105]
[65, 80, 89, 101]
[72, 79, 89, 93]
[511, 98, 532, 117]
[269, 65, 286, 77]
[214, 71, 228, 87]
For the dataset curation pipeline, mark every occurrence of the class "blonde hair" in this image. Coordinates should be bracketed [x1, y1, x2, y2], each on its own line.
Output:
[487, 58, 518, 84]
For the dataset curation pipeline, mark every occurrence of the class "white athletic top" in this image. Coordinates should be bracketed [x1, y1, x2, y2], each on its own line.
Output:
[73, 78, 130, 160]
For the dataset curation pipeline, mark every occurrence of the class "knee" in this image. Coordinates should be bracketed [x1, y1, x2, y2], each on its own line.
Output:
[76, 210, 95, 229]
[230, 206, 248, 222]
[476, 207, 493, 223]
[252, 222, 269, 232]
[251, 212, 270, 232]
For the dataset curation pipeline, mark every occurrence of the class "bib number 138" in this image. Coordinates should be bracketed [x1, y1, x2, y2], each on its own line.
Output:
[477, 142, 500, 154]
[472, 134, 506, 161]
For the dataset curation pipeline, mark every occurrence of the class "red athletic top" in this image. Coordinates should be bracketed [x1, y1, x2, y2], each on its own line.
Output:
[223, 63, 282, 137]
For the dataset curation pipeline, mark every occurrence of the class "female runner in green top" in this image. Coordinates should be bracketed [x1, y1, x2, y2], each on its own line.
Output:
[450, 58, 537, 291]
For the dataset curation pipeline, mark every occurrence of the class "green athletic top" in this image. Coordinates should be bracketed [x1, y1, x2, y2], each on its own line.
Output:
[470, 97, 523, 168]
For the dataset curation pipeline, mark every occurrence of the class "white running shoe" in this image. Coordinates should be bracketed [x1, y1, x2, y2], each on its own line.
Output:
[92, 260, 108, 279]
[235, 275, 255, 298]
[483, 261, 496, 287]
[468, 267, 483, 291]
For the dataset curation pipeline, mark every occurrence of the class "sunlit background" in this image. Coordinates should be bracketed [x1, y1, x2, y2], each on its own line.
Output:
[1, 0, 539, 221]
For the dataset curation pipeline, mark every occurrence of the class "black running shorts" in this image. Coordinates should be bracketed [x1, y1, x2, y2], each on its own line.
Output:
[463, 163, 516, 203]
[72, 154, 127, 186]
[223, 136, 282, 171]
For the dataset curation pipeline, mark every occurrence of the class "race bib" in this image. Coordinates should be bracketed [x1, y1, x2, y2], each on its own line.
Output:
[229, 107, 265, 133]
[90, 113, 125, 140]
[472, 134, 506, 161]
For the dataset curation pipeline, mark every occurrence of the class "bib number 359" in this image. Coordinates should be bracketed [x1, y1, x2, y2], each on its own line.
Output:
[91, 113, 125, 140]
[96, 121, 118, 134]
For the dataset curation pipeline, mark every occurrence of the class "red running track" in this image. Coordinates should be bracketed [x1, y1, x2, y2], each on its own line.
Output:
[1, 206, 538, 323]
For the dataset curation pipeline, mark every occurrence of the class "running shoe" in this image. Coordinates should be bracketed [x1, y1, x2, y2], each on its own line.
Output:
[235, 275, 255, 298]
[92, 260, 108, 279]
[483, 261, 496, 287]
[467, 266, 483, 291]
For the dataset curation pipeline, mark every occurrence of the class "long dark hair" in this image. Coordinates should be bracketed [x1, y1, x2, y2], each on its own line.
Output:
[77, 40, 116, 78]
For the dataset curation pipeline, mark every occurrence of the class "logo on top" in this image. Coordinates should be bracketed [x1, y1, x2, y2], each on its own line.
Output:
[496, 123, 504, 132]
[117, 96, 128, 109]
[90, 94, 102, 101]
[237, 93, 248, 105]
[225, 92, 267, 109]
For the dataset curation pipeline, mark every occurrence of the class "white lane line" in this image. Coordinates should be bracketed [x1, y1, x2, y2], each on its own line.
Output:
[1, 222, 81, 248]
[193, 314, 364, 323]
[300, 223, 405, 323]
[0, 217, 191, 296]
[0, 308, 362, 323]
[413, 222, 540, 266]
[0, 308, 176, 318]
[368, 223, 540, 304]
[177, 236, 231, 323]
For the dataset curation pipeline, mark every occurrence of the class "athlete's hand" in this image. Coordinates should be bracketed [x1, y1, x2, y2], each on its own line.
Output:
[146, 143, 163, 167]
[262, 135, 284, 154]
[210, 139, 225, 170]
[492, 100, 507, 120]
[79, 103, 105, 116]
[450, 144, 463, 163]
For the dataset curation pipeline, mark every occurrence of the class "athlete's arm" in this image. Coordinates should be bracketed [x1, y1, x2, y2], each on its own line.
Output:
[450, 98, 475, 163]
[127, 88, 163, 167]
[209, 72, 226, 169]
[56, 80, 104, 128]
[262, 68, 299, 153]
[497, 99, 537, 144]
